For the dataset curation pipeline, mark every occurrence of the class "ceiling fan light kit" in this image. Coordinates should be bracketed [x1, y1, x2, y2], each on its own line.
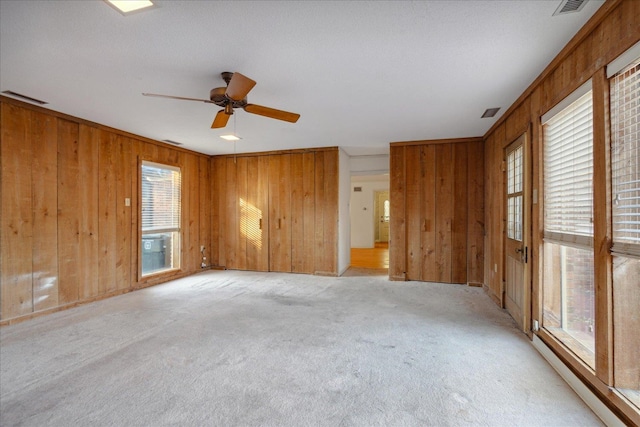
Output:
[143, 71, 300, 131]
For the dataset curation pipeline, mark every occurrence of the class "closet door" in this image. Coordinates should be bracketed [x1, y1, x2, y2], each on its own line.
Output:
[269, 154, 292, 272]
[314, 150, 338, 275]
[245, 156, 270, 271]
[291, 152, 316, 274]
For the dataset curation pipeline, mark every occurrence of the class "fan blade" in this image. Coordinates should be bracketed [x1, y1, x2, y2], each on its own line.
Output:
[211, 110, 230, 128]
[244, 104, 300, 123]
[225, 72, 256, 101]
[143, 93, 214, 103]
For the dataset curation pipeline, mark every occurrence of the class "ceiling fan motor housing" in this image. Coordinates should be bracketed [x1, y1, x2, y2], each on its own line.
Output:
[209, 87, 247, 109]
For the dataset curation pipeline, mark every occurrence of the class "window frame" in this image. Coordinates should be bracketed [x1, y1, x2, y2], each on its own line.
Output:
[139, 159, 183, 279]
[540, 79, 597, 367]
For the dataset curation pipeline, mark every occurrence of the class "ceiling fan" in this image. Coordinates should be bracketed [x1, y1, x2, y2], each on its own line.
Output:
[143, 72, 300, 129]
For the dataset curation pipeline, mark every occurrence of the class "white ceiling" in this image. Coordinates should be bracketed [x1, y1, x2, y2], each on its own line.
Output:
[0, 0, 603, 156]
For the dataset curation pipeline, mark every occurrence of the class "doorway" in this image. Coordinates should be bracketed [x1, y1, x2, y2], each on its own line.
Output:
[504, 132, 531, 333]
[374, 190, 390, 243]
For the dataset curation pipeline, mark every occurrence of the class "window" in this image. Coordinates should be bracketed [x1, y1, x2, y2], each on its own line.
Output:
[141, 161, 181, 276]
[507, 145, 523, 241]
[542, 82, 595, 366]
[383, 199, 390, 222]
[609, 55, 640, 406]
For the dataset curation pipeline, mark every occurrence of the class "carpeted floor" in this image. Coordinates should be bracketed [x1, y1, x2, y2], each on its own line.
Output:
[0, 270, 602, 426]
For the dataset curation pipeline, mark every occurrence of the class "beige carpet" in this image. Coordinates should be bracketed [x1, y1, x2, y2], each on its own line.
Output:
[0, 270, 602, 426]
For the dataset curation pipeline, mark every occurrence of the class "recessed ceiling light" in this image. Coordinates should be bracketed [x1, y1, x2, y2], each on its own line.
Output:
[105, 0, 154, 15]
[220, 134, 241, 141]
[481, 107, 500, 118]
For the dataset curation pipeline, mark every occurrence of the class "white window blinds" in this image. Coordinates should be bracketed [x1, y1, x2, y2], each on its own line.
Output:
[141, 162, 181, 232]
[610, 59, 640, 258]
[543, 89, 594, 247]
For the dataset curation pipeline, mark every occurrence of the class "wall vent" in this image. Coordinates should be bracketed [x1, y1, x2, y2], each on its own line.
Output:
[553, 0, 588, 16]
[162, 139, 183, 146]
[354, 187, 362, 192]
[1, 90, 48, 105]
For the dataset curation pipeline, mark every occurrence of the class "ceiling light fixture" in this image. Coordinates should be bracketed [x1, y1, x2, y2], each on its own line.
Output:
[220, 134, 241, 141]
[105, 0, 154, 15]
[481, 107, 501, 118]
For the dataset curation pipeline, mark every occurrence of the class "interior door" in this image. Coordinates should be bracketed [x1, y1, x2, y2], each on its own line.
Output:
[375, 190, 390, 242]
[504, 133, 528, 331]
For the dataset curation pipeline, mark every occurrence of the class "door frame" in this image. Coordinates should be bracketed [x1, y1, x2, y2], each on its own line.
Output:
[503, 131, 533, 334]
[373, 189, 390, 243]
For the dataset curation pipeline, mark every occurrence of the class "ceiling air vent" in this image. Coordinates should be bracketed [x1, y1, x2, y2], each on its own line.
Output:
[1, 90, 48, 105]
[553, 0, 588, 16]
[162, 139, 183, 146]
[481, 107, 500, 118]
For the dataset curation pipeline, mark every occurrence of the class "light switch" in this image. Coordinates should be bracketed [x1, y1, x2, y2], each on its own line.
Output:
[125, 198, 131, 207]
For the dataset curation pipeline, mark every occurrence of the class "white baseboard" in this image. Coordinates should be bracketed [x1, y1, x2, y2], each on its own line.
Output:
[532, 335, 624, 427]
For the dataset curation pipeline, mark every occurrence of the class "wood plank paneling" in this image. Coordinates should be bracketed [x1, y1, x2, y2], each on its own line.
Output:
[77, 125, 99, 299]
[314, 151, 326, 274]
[390, 140, 483, 285]
[186, 153, 201, 272]
[225, 157, 238, 269]
[244, 157, 264, 271]
[321, 150, 339, 275]
[467, 140, 484, 285]
[31, 110, 59, 312]
[235, 156, 248, 270]
[302, 152, 315, 274]
[57, 119, 81, 304]
[451, 143, 468, 283]
[434, 144, 453, 283]
[199, 156, 211, 269]
[1, 103, 34, 318]
[257, 156, 271, 272]
[98, 130, 117, 295]
[211, 157, 224, 267]
[130, 139, 141, 285]
[1, 97, 211, 323]
[115, 136, 131, 290]
[291, 153, 305, 273]
[420, 145, 437, 282]
[405, 145, 422, 280]
[269, 154, 292, 272]
[389, 146, 406, 280]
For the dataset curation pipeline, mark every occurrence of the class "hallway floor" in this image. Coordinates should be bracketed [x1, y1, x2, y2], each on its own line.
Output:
[350, 242, 389, 269]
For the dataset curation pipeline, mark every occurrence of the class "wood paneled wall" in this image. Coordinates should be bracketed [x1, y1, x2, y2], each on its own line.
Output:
[389, 138, 484, 285]
[0, 97, 211, 324]
[482, 0, 639, 423]
[210, 148, 339, 276]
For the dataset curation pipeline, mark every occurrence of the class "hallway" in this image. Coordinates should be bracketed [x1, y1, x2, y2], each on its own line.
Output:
[350, 242, 389, 269]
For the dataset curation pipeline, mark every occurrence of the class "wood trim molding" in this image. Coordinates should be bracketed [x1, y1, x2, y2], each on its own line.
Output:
[0, 95, 210, 158]
[211, 146, 338, 159]
[537, 329, 640, 425]
[390, 137, 483, 147]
